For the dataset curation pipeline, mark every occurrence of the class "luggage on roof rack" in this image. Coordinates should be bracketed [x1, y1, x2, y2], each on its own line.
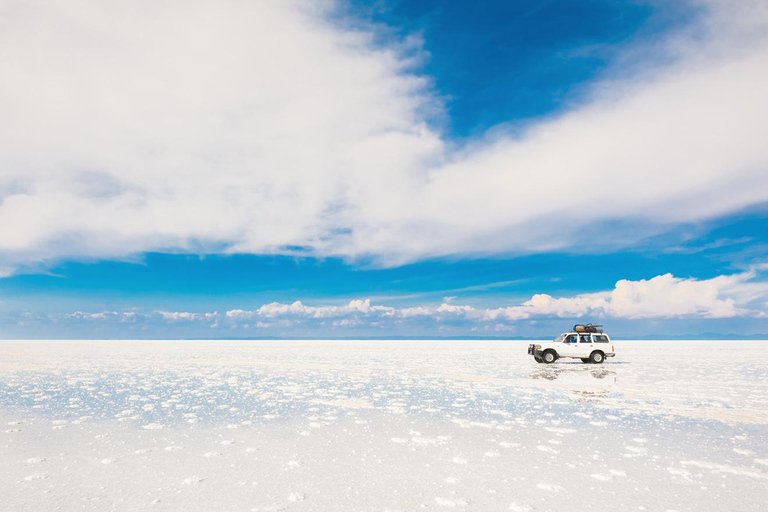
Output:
[573, 323, 603, 333]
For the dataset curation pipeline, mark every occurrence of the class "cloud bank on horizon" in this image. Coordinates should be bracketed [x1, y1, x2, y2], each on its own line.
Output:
[1, 0, 768, 277]
[11, 267, 767, 338]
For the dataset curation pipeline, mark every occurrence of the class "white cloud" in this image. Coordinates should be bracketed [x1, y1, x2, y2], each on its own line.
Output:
[251, 299, 394, 319]
[488, 269, 768, 320]
[398, 306, 434, 318]
[608, 273, 745, 319]
[17, 268, 768, 334]
[0, 0, 442, 274]
[65, 311, 119, 321]
[485, 293, 612, 321]
[436, 303, 475, 314]
[224, 269, 768, 322]
[1, 1, 768, 273]
[225, 309, 254, 321]
[230, 299, 475, 321]
[156, 311, 218, 322]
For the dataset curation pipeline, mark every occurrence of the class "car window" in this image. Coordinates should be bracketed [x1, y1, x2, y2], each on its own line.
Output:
[579, 335, 591, 343]
[593, 335, 609, 343]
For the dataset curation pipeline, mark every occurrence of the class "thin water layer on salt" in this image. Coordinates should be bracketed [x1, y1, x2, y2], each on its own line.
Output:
[1, 340, 767, 511]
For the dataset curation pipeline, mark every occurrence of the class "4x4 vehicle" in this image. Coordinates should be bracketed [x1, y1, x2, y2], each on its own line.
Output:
[528, 324, 615, 364]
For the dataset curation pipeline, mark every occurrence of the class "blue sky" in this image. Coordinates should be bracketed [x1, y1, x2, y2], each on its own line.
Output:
[1, 0, 767, 338]
[347, 0, 696, 135]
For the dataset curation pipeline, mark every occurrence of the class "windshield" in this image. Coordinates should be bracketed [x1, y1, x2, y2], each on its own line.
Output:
[554, 333, 566, 343]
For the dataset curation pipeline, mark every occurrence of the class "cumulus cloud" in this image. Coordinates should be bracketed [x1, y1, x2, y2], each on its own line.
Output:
[9, 269, 767, 335]
[239, 299, 395, 319]
[227, 268, 768, 322]
[157, 311, 219, 322]
[1, 0, 768, 273]
[484, 293, 612, 321]
[487, 269, 768, 320]
[436, 303, 476, 314]
[223, 299, 479, 322]
[63, 311, 138, 322]
[202, 269, 768, 324]
[398, 306, 434, 318]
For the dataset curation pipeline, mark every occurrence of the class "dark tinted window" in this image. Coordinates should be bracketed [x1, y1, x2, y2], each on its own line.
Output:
[579, 335, 591, 343]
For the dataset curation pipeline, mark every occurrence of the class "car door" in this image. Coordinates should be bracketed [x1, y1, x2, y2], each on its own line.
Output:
[559, 334, 580, 357]
[576, 334, 593, 358]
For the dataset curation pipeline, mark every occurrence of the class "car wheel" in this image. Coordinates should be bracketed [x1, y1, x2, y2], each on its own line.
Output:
[580, 358, 590, 363]
[589, 351, 605, 364]
[542, 351, 557, 364]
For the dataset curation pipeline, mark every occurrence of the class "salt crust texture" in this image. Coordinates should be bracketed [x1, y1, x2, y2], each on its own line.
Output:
[1, 340, 767, 511]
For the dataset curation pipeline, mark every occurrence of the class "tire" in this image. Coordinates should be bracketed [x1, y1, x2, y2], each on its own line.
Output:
[580, 358, 590, 363]
[589, 351, 605, 364]
[542, 350, 557, 364]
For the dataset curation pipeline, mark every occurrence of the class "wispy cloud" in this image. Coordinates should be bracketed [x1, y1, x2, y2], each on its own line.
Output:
[1, 1, 768, 275]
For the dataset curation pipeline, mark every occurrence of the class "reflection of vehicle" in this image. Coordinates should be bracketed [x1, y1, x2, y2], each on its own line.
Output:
[529, 366, 616, 381]
[528, 324, 615, 364]
[528, 366, 617, 403]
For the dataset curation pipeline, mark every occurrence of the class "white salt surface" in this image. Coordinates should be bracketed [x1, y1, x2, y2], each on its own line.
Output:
[1, 340, 768, 511]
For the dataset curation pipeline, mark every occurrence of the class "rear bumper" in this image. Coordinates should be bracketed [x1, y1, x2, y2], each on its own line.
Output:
[605, 353, 616, 358]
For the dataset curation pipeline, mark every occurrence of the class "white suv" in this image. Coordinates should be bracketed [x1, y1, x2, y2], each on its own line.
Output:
[528, 327, 615, 364]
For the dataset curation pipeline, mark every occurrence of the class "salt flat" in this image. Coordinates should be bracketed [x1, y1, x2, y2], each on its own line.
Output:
[1, 340, 767, 511]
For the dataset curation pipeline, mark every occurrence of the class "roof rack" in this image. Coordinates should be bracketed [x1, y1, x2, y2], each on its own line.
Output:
[572, 323, 603, 333]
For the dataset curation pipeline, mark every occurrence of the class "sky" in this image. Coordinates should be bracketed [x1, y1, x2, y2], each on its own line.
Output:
[1, 0, 767, 339]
